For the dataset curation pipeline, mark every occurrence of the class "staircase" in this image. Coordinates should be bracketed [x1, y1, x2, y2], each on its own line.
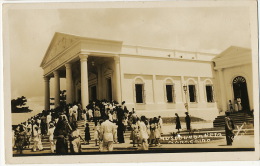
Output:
[213, 111, 254, 128]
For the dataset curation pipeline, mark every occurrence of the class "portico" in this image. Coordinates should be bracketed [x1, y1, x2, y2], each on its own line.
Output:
[40, 32, 123, 109]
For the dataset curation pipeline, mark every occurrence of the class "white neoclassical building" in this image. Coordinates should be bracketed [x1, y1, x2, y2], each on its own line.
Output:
[40, 32, 253, 121]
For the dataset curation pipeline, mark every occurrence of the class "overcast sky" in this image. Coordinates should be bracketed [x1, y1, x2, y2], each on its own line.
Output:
[7, 6, 251, 103]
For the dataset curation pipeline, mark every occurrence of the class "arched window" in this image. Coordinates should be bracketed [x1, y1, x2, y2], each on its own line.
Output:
[187, 79, 197, 103]
[165, 79, 175, 103]
[134, 77, 145, 104]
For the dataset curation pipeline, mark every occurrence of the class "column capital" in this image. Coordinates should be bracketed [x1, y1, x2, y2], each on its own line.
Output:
[53, 70, 59, 76]
[79, 54, 89, 62]
[114, 56, 120, 63]
[65, 63, 72, 69]
[44, 76, 50, 82]
[217, 68, 224, 72]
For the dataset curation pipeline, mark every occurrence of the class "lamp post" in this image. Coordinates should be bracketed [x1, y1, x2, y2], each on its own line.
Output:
[183, 85, 189, 113]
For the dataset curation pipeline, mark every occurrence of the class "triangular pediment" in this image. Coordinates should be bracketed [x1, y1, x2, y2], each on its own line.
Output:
[40, 32, 80, 67]
[213, 46, 251, 60]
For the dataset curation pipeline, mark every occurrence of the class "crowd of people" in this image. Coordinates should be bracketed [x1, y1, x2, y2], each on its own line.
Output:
[12, 100, 165, 154]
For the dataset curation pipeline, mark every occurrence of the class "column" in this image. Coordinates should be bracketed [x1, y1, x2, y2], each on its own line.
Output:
[65, 63, 73, 104]
[71, 78, 75, 103]
[97, 65, 103, 100]
[53, 70, 60, 107]
[114, 56, 122, 104]
[44, 76, 50, 110]
[152, 75, 157, 103]
[217, 69, 227, 112]
[79, 54, 89, 109]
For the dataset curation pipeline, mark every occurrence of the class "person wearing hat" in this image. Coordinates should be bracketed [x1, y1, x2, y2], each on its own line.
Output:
[225, 112, 235, 145]
[185, 112, 191, 133]
[48, 122, 56, 153]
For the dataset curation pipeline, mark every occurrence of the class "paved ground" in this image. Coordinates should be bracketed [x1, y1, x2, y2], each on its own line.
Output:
[13, 122, 255, 156]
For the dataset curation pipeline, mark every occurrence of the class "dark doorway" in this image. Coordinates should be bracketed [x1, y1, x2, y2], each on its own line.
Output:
[91, 86, 97, 101]
[106, 78, 112, 101]
[232, 76, 250, 110]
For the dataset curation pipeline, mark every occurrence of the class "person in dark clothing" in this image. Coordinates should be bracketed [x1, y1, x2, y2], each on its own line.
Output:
[225, 112, 235, 145]
[117, 121, 125, 143]
[54, 115, 71, 154]
[15, 125, 27, 154]
[185, 112, 191, 133]
[175, 113, 181, 132]
[84, 123, 91, 144]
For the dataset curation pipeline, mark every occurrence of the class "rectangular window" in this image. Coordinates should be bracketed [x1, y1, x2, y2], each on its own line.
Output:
[166, 85, 173, 103]
[206, 85, 214, 102]
[135, 84, 144, 103]
[188, 85, 196, 102]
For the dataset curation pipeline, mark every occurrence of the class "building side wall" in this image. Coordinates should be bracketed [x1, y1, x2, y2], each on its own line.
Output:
[120, 56, 219, 121]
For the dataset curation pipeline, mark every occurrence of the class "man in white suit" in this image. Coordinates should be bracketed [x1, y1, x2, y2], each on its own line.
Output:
[100, 115, 116, 152]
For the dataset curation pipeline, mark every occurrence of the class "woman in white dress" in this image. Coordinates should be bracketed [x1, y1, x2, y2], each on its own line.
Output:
[88, 109, 93, 121]
[48, 123, 56, 153]
[139, 116, 149, 150]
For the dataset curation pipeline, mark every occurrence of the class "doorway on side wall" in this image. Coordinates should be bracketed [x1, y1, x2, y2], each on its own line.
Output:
[232, 76, 250, 110]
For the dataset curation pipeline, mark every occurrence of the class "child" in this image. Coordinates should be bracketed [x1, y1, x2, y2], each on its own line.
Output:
[93, 121, 100, 146]
[130, 120, 140, 147]
[84, 123, 91, 144]
[154, 118, 161, 146]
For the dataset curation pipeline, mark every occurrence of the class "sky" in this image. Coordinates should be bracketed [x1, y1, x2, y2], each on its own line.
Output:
[6, 5, 252, 113]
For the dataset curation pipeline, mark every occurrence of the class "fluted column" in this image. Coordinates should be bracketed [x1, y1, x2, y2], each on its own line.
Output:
[114, 56, 122, 104]
[53, 70, 60, 107]
[217, 69, 227, 112]
[65, 63, 73, 104]
[44, 76, 50, 110]
[79, 54, 89, 109]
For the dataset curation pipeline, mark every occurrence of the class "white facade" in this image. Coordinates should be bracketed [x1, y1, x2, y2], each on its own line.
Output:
[40, 33, 253, 121]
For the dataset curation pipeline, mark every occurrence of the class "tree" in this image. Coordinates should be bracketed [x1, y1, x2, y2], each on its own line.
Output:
[11, 96, 32, 113]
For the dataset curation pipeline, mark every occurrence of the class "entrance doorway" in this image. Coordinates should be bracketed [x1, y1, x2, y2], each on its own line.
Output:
[106, 78, 112, 101]
[232, 76, 250, 110]
[90, 86, 97, 101]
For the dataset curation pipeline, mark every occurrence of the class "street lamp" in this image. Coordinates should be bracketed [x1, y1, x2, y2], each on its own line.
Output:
[183, 85, 189, 113]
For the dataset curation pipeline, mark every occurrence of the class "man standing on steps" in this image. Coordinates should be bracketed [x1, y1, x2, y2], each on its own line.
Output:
[100, 115, 116, 152]
[224, 112, 235, 146]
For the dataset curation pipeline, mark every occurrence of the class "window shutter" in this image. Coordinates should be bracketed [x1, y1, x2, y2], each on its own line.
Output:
[195, 85, 197, 102]
[212, 85, 215, 102]
[143, 84, 146, 104]
[134, 83, 136, 103]
[164, 82, 167, 102]
[172, 84, 176, 103]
